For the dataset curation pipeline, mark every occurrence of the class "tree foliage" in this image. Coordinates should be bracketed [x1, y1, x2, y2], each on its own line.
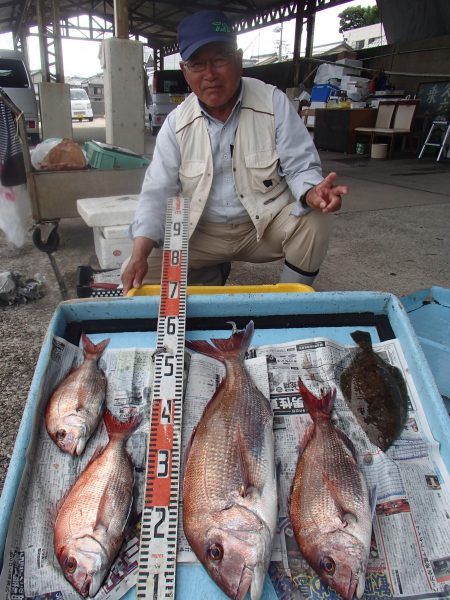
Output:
[338, 5, 381, 33]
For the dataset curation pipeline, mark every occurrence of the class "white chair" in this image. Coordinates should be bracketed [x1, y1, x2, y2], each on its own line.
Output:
[355, 100, 419, 158]
[354, 101, 396, 154]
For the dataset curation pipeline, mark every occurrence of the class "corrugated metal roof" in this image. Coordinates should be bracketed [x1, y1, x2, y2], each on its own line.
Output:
[0, 0, 351, 53]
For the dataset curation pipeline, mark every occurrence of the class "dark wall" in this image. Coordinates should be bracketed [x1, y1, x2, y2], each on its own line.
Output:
[243, 62, 295, 91]
[377, 0, 450, 44]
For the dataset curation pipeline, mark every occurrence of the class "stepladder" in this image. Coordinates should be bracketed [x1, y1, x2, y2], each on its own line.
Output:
[418, 120, 450, 161]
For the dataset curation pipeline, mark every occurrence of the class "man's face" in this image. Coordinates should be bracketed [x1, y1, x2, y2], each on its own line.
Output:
[181, 43, 243, 115]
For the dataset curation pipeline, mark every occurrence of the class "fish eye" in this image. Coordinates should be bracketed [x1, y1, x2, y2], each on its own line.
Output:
[56, 429, 66, 441]
[65, 556, 77, 574]
[208, 543, 224, 561]
[320, 556, 336, 574]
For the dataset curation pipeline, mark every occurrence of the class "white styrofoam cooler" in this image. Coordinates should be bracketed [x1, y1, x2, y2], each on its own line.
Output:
[93, 224, 133, 269]
[77, 195, 138, 227]
[77, 195, 138, 269]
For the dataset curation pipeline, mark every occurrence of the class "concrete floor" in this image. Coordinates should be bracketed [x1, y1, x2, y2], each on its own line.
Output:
[0, 118, 449, 494]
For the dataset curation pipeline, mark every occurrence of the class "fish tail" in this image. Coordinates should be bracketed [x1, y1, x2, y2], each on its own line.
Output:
[81, 333, 110, 359]
[350, 330, 373, 350]
[298, 378, 336, 421]
[103, 409, 143, 441]
[186, 320, 254, 362]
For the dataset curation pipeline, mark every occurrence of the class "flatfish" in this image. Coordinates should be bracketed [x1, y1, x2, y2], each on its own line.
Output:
[340, 330, 408, 451]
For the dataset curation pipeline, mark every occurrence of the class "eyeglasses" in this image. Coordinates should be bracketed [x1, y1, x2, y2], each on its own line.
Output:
[184, 52, 236, 73]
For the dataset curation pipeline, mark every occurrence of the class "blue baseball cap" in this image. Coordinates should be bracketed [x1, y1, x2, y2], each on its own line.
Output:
[177, 10, 237, 61]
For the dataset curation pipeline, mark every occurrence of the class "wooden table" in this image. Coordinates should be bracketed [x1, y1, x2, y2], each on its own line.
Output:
[313, 108, 377, 153]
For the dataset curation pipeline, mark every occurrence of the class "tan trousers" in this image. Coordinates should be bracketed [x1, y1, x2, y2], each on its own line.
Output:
[126, 204, 332, 285]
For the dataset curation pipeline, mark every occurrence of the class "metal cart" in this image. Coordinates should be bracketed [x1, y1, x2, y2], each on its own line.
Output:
[1, 90, 147, 253]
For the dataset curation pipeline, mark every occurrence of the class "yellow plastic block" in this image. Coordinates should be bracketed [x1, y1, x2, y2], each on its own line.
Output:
[127, 283, 314, 297]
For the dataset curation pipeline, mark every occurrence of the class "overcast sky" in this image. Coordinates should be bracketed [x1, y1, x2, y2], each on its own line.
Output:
[1, 0, 376, 77]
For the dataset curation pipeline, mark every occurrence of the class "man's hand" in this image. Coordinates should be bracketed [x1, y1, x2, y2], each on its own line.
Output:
[121, 237, 155, 295]
[305, 172, 348, 213]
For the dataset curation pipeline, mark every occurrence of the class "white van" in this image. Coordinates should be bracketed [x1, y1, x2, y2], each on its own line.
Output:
[0, 49, 40, 143]
[70, 88, 93, 121]
[149, 70, 189, 135]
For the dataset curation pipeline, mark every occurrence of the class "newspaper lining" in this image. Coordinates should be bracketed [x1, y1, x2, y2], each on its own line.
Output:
[1, 333, 449, 600]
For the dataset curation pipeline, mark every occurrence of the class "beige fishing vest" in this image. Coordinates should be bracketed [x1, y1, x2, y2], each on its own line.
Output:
[175, 77, 296, 240]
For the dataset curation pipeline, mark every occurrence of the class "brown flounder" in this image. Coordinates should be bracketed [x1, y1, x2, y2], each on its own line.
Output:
[290, 379, 372, 600]
[183, 321, 277, 600]
[45, 333, 109, 455]
[340, 330, 408, 451]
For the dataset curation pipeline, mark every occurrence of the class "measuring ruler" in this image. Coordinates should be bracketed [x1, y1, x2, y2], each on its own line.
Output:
[136, 195, 189, 600]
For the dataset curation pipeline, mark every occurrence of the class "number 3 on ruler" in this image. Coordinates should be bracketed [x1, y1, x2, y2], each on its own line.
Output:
[157, 449, 170, 477]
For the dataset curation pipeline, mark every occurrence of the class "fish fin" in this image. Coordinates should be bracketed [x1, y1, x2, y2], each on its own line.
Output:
[81, 333, 110, 359]
[103, 409, 143, 441]
[182, 418, 202, 484]
[300, 423, 316, 452]
[185, 339, 224, 362]
[298, 378, 336, 421]
[94, 474, 134, 537]
[211, 320, 254, 359]
[48, 503, 60, 529]
[236, 424, 252, 496]
[323, 475, 358, 526]
[369, 485, 378, 519]
[184, 373, 227, 453]
[335, 427, 358, 460]
[83, 434, 109, 469]
[92, 489, 121, 542]
[186, 321, 254, 362]
[386, 363, 410, 421]
[350, 330, 373, 350]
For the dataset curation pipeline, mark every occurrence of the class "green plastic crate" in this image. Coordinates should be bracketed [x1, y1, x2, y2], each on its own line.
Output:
[84, 140, 150, 169]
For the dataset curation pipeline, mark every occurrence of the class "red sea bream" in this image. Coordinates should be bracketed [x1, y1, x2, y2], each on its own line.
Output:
[183, 321, 277, 600]
[54, 409, 141, 597]
[45, 334, 109, 455]
[290, 379, 372, 599]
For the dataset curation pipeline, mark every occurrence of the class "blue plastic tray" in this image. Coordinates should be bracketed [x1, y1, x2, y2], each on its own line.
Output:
[401, 286, 450, 412]
[1, 291, 449, 599]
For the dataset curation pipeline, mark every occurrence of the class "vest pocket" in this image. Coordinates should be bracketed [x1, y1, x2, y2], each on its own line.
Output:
[179, 160, 206, 193]
[244, 149, 282, 194]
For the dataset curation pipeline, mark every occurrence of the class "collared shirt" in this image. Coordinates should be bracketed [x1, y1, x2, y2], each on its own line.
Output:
[131, 82, 323, 244]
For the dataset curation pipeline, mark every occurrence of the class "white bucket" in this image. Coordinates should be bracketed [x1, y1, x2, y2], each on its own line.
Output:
[371, 143, 388, 159]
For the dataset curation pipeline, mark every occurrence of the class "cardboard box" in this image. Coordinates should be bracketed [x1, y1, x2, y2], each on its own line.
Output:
[93, 224, 133, 269]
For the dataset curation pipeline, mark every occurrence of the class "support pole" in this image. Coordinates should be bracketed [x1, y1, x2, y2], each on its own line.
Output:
[114, 0, 129, 39]
[305, 0, 316, 59]
[18, 29, 30, 67]
[37, 0, 50, 82]
[51, 0, 64, 83]
[293, 0, 306, 87]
